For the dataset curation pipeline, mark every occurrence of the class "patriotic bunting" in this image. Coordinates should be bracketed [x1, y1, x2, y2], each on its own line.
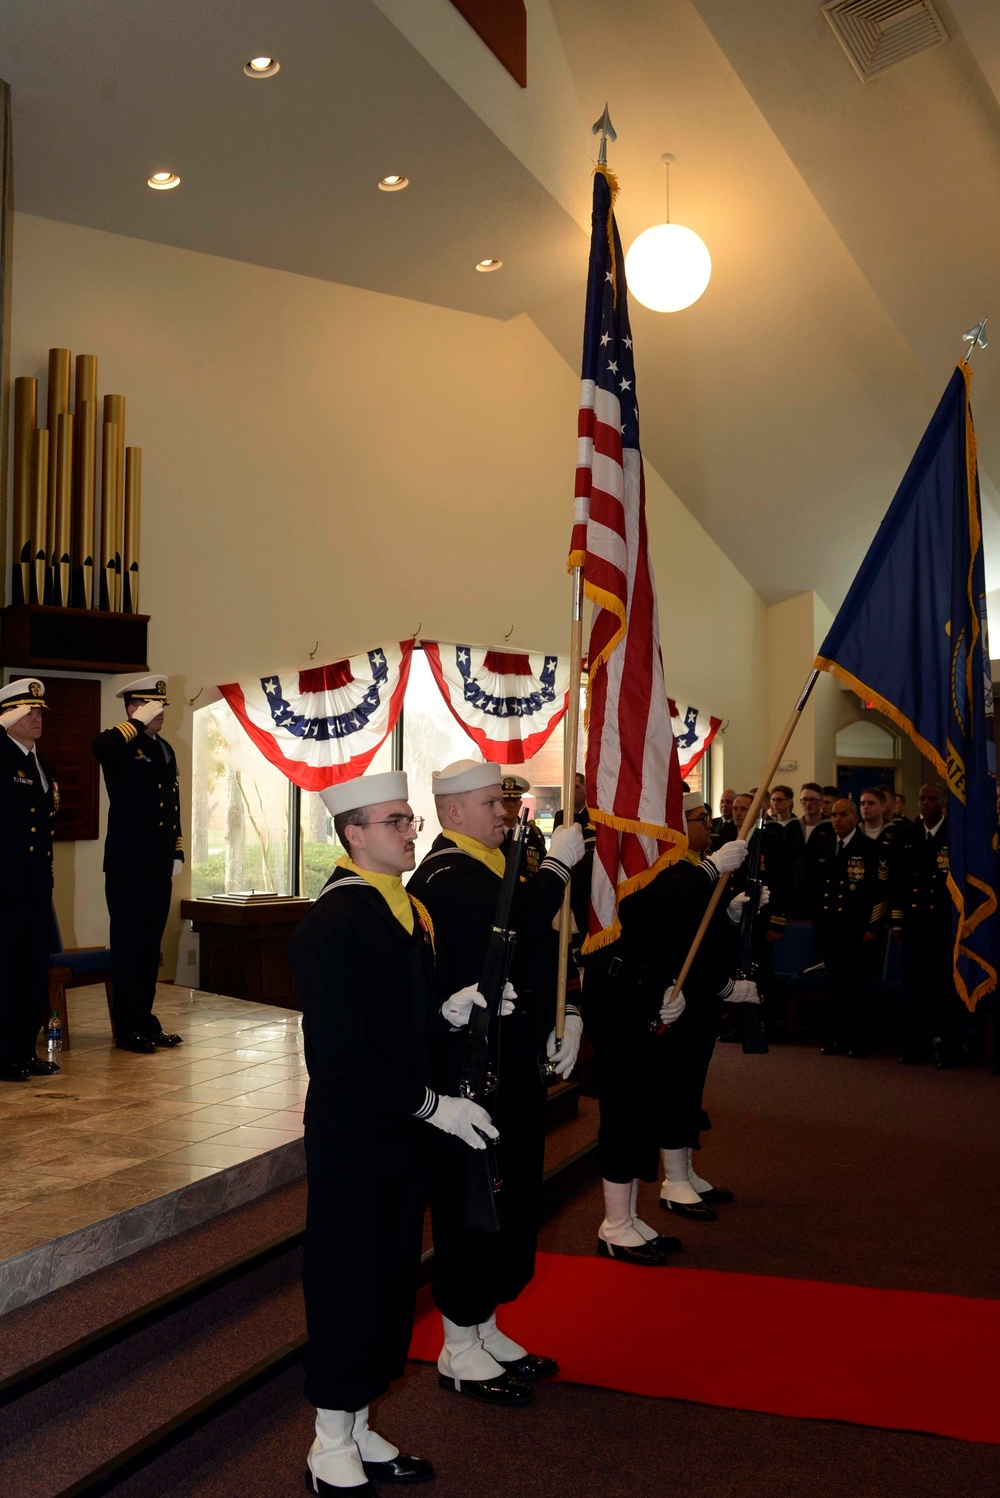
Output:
[421, 642, 571, 765]
[218, 642, 413, 791]
[668, 699, 723, 777]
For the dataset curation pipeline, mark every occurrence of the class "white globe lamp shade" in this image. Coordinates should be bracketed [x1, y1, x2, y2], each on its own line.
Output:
[624, 222, 712, 313]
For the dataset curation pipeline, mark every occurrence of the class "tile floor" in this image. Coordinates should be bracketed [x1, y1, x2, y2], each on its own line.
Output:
[0, 983, 306, 1310]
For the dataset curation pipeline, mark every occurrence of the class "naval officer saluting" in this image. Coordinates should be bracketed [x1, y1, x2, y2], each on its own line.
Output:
[287, 770, 498, 1495]
[0, 678, 60, 1081]
[93, 674, 184, 1052]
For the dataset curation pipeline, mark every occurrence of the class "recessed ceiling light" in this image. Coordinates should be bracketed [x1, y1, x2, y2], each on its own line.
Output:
[378, 175, 409, 192]
[475, 258, 503, 273]
[244, 56, 280, 77]
[148, 171, 181, 190]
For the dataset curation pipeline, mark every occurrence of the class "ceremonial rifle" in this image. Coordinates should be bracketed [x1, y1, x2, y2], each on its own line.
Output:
[736, 812, 769, 1055]
[455, 808, 528, 1232]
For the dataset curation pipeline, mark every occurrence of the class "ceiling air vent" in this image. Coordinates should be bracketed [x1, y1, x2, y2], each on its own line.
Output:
[822, 0, 948, 82]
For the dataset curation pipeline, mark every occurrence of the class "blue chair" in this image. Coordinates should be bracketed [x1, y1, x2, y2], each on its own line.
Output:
[770, 921, 828, 1040]
[47, 910, 114, 1051]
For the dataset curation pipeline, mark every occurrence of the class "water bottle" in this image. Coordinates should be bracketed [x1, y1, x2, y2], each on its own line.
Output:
[46, 1011, 63, 1058]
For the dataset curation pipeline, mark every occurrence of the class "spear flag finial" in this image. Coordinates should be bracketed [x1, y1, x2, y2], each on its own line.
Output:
[592, 104, 616, 167]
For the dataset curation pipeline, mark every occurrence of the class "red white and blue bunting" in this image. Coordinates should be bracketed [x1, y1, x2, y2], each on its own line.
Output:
[218, 642, 414, 791]
[422, 642, 571, 765]
[668, 698, 723, 776]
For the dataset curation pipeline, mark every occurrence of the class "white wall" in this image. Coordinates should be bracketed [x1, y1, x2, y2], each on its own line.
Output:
[8, 213, 768, 962]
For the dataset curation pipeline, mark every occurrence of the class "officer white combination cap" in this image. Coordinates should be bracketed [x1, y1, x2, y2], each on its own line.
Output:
[501, 773, 530, 798]
[0, 677, 47, 710]
[683, 791, 708, 815]
[118, 674, 170, 704]
[320, 771, 409, 818]
[432, 759, 502, 796]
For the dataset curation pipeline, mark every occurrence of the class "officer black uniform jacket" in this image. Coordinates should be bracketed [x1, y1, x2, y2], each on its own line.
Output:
[0, 727, 57, 898]
[891, 818, 951, 937]
[286, 865, 435, 1412]
[405, 832, 570, 1326]
[92, 719, 184, 873]
[807, 827, 888, 940]
[710, 816, 738, 849]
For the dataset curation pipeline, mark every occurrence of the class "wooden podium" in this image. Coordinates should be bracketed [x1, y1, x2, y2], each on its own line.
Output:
[180, 898, 311, 1009]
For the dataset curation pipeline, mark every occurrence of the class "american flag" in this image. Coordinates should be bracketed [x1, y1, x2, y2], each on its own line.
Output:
[568, 167, 687, 952]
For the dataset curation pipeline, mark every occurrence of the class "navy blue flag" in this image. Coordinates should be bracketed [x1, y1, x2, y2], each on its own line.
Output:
[816, 364, 996, 1009]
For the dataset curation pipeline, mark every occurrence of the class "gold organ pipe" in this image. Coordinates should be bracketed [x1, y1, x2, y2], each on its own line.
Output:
[123, 446, 141, 613]
[99, 421, 119, 611]
[31, 428, 49, 606]
[46, 349, 71, 596]
[12, 377, 37, 605]
[74, 397, 97, 609]
[53, 412, 74, 607]
[73, 357, 99, 607]
[103, 394, 125, 611]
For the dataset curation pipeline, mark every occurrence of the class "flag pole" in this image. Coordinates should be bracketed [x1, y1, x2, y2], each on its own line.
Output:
[552, 568, 585, 1053]
[661, 669, 819, 1017]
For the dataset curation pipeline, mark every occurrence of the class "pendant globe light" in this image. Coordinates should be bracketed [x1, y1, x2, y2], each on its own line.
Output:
[625, 154, 712, 313]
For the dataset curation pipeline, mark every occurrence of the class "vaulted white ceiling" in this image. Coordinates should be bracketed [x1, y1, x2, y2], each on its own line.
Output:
[3, 0, 999, 622]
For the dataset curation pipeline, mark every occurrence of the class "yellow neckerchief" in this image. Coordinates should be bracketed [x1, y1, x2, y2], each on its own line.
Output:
[442, 830, 506, 879]
[684, 849, 704, 868]
[336, 855, 413, 934]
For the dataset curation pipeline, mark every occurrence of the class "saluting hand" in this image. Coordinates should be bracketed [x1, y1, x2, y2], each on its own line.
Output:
[0, 703, 32, 730]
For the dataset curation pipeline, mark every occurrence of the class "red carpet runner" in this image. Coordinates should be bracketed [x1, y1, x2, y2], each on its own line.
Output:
[409, 1251, 1000, 1444]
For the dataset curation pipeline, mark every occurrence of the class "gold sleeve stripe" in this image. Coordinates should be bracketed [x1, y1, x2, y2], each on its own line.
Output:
[115, 721, 138, 741]
[871, 901, 888, 921]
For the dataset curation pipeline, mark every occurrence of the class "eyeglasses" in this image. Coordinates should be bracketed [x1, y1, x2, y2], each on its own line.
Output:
[687, 814, 712, 825]
[369, 815, 425, 834]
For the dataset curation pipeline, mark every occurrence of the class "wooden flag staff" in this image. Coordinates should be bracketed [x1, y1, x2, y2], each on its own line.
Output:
[661, 669, 820, 1018]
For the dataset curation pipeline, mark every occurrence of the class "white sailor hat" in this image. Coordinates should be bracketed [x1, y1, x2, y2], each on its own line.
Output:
[501, 773, 530, 799]
[118, 674, 170, 705]
[320, 771, 409, 818]
[683, 791, 708, 815]
[432, 759, 502, 796]
[0, 677, 48, 710]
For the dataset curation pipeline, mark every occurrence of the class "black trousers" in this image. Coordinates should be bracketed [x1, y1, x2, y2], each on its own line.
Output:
[657, 990, 723, 1152]
[586, 974, 661, 1184]
[901, 927, 964, 1059]
[431, 1034, 547, 1328]
[105, 870, 172, 1038]
[820, 929, 878, 1050]
[303, 1120, 430, 1411]
[0, 892, 51, 1064]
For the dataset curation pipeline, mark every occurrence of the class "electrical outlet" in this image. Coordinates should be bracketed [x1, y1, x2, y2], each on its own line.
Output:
[187, 948, 197, 965]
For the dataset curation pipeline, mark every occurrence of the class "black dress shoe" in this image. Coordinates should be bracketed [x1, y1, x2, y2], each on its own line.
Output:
[24, 1056, 60, 1075]
[659, 1196, 718, 1223]
[498, 1352, 559, 1381]
[697, 1186, 735, 1205]
[0, 1062, 30, 1082]
[820, 1043, 847, 1056]
[596, 1237, 670, 1266]
[900, 1050, 932, 1064]
[149, 1031, 184, 1047]
[846, 1050, 867, 1060]
[437, 1370, 533, 1405]
[361, 1454, 434, 1484]
[305, 1470, 374, 1496]
[646, 1233, 683, 1253]
[115, 1034, 158, 1054]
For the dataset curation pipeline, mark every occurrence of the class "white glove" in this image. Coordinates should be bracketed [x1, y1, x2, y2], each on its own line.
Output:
[546, 1012, 584, 1078]
[704, 840, 748, 876]
[728, 979, 762, 1005]
[548, 822, 585, 869]
[172, 859, 183, 878]
[441, 981, 516, 1028]
[725, 887, 770, 923]
[0, 703, 31, 730]
[426, 1094, 499, 1150]
[659, 985, 687, 1026]
[133, 699, 161, 726]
